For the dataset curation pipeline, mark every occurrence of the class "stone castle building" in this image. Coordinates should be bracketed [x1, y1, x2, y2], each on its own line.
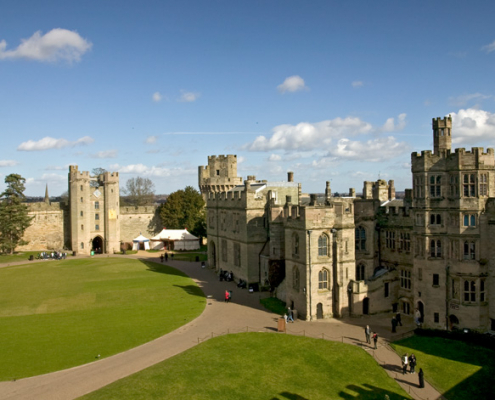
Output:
[200, 116, 495, 333]
[18, 166, 160, 255]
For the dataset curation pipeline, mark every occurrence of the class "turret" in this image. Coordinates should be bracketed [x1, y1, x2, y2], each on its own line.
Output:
[433, 115, 452, 157]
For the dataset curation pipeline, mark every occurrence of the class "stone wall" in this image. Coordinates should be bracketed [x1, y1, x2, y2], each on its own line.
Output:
[119, 206, 161, 244]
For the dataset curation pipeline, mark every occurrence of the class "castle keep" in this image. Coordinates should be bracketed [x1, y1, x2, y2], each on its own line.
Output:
[200, 117, 495, 333]
[18, 166, 159, 255]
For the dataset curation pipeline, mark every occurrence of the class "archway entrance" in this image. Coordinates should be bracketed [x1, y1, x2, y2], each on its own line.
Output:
[92, 236, 103, 254]
[363, 297, 369, 315]
[449, 314, 459, 330]
[316, 303, 324, 319]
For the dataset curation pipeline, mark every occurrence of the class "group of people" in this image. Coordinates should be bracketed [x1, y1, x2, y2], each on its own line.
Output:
[364, 325, 378, 349]
[37, 251, 67, 260]
[283, 307, 295, 323]
[402, 353, 424, 388]
[160, 252, 173, 263]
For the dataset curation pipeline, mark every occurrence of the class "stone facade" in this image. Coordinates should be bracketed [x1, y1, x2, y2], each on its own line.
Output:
[202, 116, 495, 332]
[19, 166, 160, 255]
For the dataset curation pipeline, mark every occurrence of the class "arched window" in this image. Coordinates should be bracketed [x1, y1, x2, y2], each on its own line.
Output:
[355, 226, 366, 251]
[292, 233, 299, 257]
[292, 266, 300, 290]
[318, 268, 329, 290]
[355, 264, 365, 281]
[318, 234, 328, 256]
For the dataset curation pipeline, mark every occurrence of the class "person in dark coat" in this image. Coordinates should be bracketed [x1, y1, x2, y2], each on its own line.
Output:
[372, 332, 378, 349]
[160, 254, 164, 263]
[409, 354, 416, 373]
[418, 368, 425, 388]
[391, 316, 398, 333]
[396, 311, 402, 326]
[365, 325, 371, 344]
[165, 252, 168, 262]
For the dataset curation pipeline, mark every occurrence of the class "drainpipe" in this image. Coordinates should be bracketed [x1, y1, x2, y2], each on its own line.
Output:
[307, 230, 313, 321]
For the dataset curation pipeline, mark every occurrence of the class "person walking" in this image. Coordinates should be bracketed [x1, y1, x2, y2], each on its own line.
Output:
[365, 325, 371, 344]
[418, 368, 425, 388]
[225, 290, 229, 303]
[160, 254, 164, 263]
[396, 311, 402, 326]
[409, 354, 416, 373]
[402, 353, 409, 374]
[287, 307, 294, 323]
[228, 290, 232, 302]
[165, 252, 168, 262]
[414, 308, 422, 327]
[372, 332, 378, 349]
[391, 316, 398, 333]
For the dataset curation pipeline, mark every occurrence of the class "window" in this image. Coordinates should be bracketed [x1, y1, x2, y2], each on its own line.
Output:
[318, 234, 328, 256]
[221, 239, 227, 262]
[463, 241, 476, 260]
[463, 214, 476, 227]
[80, 197, 83, 203]
[386, 230, 395, 249]
[80, 242, 84, 249]
[80, 185, 83, 191]
[404, 233, 411, 252]
[355, 226, 366, 251]
[480, 173, 488, 196]
[480, 279, 485, 302]
[216, 170, 220, 176]
[293, 267, 300, 290]
[430, 175, 441, 197]
[464, 280, 476, 302]
[430, 214, 441, 225]
[292, 233, 299, 257]
[95, 224, 99, 231]
[95, 213, 100, 220]
[234, 243, 240, 266]
[430, 239, 442, 258]
[433, 274, 439, 286]
[434, 313, 439, 323]
[95, 201, 100, 209]
[318, 269, 329, 290]
[418, 267, 422, 281]
[80, 211, 83, 217]
[384, 282, 389, 298]
[400, 269, 411, 289]
[356, 264, 365, 281]
[463, 174, 476, 197]
[414, 177, 423, 198]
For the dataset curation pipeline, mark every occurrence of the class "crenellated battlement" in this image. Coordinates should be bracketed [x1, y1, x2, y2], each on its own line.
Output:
[69, 165, 90, 178]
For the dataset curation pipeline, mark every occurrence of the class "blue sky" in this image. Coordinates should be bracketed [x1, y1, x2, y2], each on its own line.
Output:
[1, 0, 495, 196]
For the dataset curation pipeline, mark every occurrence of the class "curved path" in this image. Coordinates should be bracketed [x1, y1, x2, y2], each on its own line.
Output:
[0, 254, 442, 400]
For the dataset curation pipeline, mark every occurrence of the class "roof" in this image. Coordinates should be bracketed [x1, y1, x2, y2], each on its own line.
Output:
[151, 228, 199, 241]
[132, 234, 149, 242]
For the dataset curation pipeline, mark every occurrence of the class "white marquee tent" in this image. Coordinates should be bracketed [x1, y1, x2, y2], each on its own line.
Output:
[151, 228, 200, 251]
[132, 233, 150, 250]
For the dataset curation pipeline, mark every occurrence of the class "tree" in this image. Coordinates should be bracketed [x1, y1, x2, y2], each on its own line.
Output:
[0, 174, 34, 254]
[121, 177, 156, 206]
[159, 186, 206, 238]
[90, 168, 107, 188]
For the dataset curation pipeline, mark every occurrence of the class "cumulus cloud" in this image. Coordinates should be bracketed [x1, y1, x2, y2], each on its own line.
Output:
[448, 93, 491, 107]
[268, 154, 281, 161]
[326, 136, 409, 162]
[178, 91, 200, 102]
[90, 150, 118, 159]
[378, 113, 407, 133]
[277, 75, 308, 93]
[244, 117, 373, 152]
[351, 81, 364, 88]
[481, 40, 495, 53]
[109, 163, 188, 178]
[0, 160, 19, 167]
[152, 92, 162, 102]
[450, 108, 495, 145]
[17, 136, 94, 151]
[0, 29, 92, 63]
[145, 135, 158, 144]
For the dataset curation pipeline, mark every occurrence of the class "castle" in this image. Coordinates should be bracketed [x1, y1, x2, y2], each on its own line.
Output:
[18, 166, 160, 254]
[200, 117, 495, 333]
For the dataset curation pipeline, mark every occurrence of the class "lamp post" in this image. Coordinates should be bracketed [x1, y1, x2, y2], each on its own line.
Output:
[307, 230, 313, 321]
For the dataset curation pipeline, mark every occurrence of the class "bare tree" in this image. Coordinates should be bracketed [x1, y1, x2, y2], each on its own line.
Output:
[90, 168, 107, 188]
[121, 177, 155, 206]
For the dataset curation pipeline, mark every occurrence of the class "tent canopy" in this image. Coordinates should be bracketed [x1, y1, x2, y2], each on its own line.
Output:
[151, 228, 200, 250]
[132, 233, 150, 242]
[132, 233, 150, 250]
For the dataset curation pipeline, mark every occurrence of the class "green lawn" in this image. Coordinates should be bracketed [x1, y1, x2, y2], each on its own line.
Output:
[80, 333, 411, 400]
[0, 258, 205, 381]
[0, 251, 48, 263]
[171, 252, 207, 262]
[391, 336, 495, 400]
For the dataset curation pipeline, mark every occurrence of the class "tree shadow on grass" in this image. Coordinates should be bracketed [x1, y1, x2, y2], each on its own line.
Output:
[172, 284, 205, 298]
[141, 260, 190, 277]
[339, 383, 410, 399]
[271, 392, 308, 400]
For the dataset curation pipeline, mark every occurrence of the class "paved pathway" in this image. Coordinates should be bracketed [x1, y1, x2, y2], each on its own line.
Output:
[0, 254, 443, 400]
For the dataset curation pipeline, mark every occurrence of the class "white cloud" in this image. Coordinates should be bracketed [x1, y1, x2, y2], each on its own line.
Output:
[277, 75, 308, 93]
[481, 40, 495, 53]
[268, 154, 281, 161]
[145, 135, 158, 144]
[109, 163, 194, 178]
[326, 137, 409, 162]
[378, 113, 407, 133]
[244, 117, 372, 152]
[450, 108, 495, 145]
[0, 29, 92, 63]
[178, 91, 200, 102]
[91, 150, 118, 159]
[152, 92, 162, 102]
[448, 93, 491, 107]
[0, 160, 19, 167]
[17, 136, 94, 151]
[351, 81, 364, 88]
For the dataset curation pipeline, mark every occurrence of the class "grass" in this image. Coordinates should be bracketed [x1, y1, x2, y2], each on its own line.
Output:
[260, 297, 287, 315]
[171, 252, 207, 262]
[80, 333, 411, 400]
[0, 258, 205, 381]
[391, 336, 495, 400]
[0, 251, 53, 263]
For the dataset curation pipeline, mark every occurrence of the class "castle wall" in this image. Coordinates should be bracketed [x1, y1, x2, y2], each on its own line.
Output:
[119, 206, 160, 244]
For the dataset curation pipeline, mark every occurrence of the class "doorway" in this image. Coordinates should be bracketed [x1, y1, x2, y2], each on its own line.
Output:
[316, 303, 324, 319]
[363, 297, 369, 315]
[92, 236, 103, 253]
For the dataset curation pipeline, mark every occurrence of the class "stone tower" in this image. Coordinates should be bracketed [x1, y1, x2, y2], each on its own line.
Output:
[433, 115, 452, 156]
[198, 155, 243, 196]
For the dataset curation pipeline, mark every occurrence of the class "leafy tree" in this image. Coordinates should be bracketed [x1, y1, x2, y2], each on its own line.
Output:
[159, 186, 206, 237]
[121, 177, 156, 206]
[0, 174, 34, 254]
